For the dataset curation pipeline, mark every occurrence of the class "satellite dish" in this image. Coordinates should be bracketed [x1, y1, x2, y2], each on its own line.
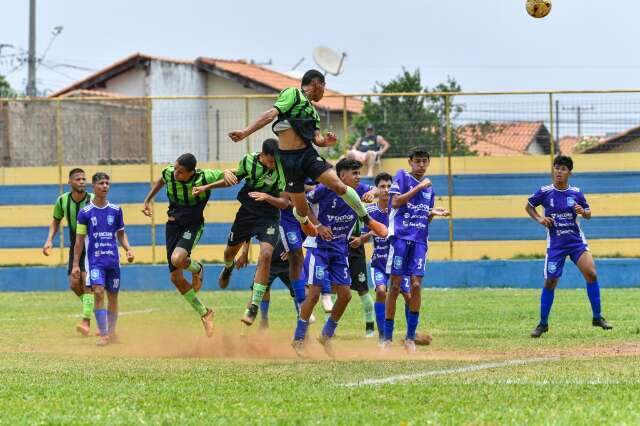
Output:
[312, 47, 347, 76]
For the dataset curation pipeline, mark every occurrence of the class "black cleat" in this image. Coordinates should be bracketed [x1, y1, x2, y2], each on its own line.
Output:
[241, 304, 258, 326]
[530, 323, 549, 338]
[218, 262, 234, 289]
[593, 317, 613, 330]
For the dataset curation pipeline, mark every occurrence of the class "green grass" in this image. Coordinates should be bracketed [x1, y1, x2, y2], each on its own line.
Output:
[1, 289, 640, 424]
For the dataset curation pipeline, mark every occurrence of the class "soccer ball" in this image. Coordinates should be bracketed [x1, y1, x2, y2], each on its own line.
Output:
[526, 0, 552, 18]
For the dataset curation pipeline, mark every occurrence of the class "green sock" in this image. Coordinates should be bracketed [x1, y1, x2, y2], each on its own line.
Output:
[81, 293, 95, 319]
[186, 259, 202, 273]
[183, 289, 208, 316]
[251, 283, 268, 307]
[360, 293, 375, 323]
[340, 186, 368, 217]
[224, 259, 234, 268]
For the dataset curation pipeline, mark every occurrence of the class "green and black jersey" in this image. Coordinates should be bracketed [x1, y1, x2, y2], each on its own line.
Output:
[235, 152, 285, 217]
[348, 218, 366, 257]
[272, 87, 321, 144]
[52, 191, 94, 243]
[161, 166, 225, 225]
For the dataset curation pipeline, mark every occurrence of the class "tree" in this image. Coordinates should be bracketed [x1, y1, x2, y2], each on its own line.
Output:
[349, 69, 474, 157]
[0, 74, 17, 98]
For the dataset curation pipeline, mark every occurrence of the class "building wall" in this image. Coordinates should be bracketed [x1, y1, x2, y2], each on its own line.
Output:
[104, 67, 146, 97]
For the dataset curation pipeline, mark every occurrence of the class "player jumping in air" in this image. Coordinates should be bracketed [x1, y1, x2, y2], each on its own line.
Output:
[526, 155, 613, 338]
[72, 173, 134, 346]
[43, 168, 95, 336]
[142, 153, 234, 337]
[228, 69, 387, 240]
[383, 148, 449, 353]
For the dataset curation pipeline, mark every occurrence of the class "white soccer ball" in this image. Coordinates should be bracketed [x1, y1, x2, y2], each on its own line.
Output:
[526, 0, 552, 18]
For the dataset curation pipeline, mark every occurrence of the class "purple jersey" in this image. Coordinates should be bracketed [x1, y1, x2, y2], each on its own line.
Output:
[76, 203, 125, 269]
[364, 203, 390, 272]
[388, 170, 435, 242]
[528, 184, 590, 250]
[305, 182, 372, 254]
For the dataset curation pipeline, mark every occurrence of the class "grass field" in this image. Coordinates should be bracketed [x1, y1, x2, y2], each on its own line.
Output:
[1, 288, 640, 424]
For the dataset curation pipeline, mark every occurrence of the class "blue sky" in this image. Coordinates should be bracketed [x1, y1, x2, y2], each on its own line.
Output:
[1, 0, 638, 95]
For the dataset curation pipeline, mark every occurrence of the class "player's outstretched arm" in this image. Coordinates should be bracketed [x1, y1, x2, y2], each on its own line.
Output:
[525, 203, 554, 228]
[142, 177, 165, 217]
[193, 170, 238, 195]
[313, 130, 338, 147]
[229, 108, 278, 143]
[247, 192, 289, 209]
[71, 233, 86, 279]
[43, 218, 61, 256]
[117, 230, 135, 263]
[391, 178, 432, 209]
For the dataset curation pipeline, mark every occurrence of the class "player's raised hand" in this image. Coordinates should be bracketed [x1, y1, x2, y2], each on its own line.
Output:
[229, 130, 247, 143]
[324, 132, 338, 146]
[126, 249, 135, 263]
[418, 178, 432, 189]
[142, 202, 153, 217]
[249, 192, 269, 202]
[71, 265, 81, 280]
[280, 250, 289, 261]
[223, 169, 238, 186]
[538, 216, 554, 228]
[42, 240, 53, 256]
[574, 204, 585, 216]
[361, 189, 376, 203]
[192, 185, 206, 196]
[318, 225, 333, 241]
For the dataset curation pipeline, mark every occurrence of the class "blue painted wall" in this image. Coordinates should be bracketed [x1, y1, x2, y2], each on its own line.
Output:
[2, 259, 639, 291]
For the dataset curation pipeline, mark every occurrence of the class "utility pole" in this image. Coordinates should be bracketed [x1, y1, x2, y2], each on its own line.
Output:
[26, 0, 37, 97]
[562, 105, 594, 141]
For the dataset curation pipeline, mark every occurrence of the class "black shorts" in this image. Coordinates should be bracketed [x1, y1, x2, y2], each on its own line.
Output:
[228, 207, 279, 247]
[349, 252, 369, 293]
[277, 146, 332, 193]
[166, 221, 204, 272]
[67, 245, 87, 275]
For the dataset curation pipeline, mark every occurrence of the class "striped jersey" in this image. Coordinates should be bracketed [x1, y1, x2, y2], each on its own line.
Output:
[235, 152, 285, 217]
[52, 191, 94, 243]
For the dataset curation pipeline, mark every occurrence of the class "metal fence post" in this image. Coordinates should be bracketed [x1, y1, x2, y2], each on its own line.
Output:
[245, 97, 251, 155]
[445, 95, 454, 260]
[147, 98, 156, 263]
[55, 99, 64, 266]
[548, 93, 555, 174]
[343, 96, 348, 148]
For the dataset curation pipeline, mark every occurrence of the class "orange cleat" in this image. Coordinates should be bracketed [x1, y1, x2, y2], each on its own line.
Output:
[365, 217, 388, 238]
[75, 319, 90, 337]
[201, 308, 215, 338]
[299, 219, 318, 237]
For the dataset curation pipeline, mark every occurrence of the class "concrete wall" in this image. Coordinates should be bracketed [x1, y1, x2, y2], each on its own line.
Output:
[104, 67, 147, 97]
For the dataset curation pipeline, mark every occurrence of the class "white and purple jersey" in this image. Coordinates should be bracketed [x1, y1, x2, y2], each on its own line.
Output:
[388, 170, 435, 242]
[528, 184, 590, 251]
[76, 202, 124, 269]
[305, 182, 372, 254]
[364, 203, 390, 272]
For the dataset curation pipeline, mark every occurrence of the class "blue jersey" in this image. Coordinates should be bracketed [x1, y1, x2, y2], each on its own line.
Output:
[305, 182, 372, 254]
[388, 170, 435, 242]
[76, 202, 125, 269]
[528, 184, 590, 250]
[364, 203, 390, 272]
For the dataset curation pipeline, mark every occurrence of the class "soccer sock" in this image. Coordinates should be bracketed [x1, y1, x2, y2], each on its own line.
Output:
[586, 280, 602, 320]
[406, 311, 420, 341]
[404, 302, 410, 324]
[292, 279, 306, 304]
[374, 301, 385, 339]
[183, 289, 208, 317]
[185, 259, 202, 273]
[360, 293, 375, 324]
[293, 299, 301, 316]
[224, 259, 234, 268]
[322, 317, 338, 338]
[540, 287, 555, 325]
[81, 293, 94, 320]
[339, 185, 368, 218]
[94, 309, 108, 336]
[251, 283, 267, 307]
[294, 319, 309, 341]
[260, 300, 270, 320]
[107, 311, 118, 334]
[384, 319, 394, 341]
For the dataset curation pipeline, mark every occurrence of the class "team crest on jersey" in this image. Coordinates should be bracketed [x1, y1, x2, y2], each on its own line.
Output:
[315, 266, 325, 280]
[375, 271, 385, 282]
[266, 226, 275, 235]
[358, 272, 366, 283]
[91, 216, 98, 226]
[422, 192, 431, 200]
[183, 231, 192, 240]
[547, 262, 557, 273]
[90, 269, 100, 280]
[394, 256, 403, 269]
[566, 197, 575, 207]
[107, 215, 114, 225]
[286, 232, 299, 244]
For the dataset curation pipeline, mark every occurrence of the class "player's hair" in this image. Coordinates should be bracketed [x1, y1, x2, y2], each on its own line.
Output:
[374, 172, 393, 186]
[261, 138, 278, 156]
[335, 158, 362, 176]
[92, 172, 110, 184]
[301, 69, 325, 87]
[553, 155, 573, 171]
[409, 147, 431, 160]
[68, 168, 85, 178]
[176, 153, 197, 172]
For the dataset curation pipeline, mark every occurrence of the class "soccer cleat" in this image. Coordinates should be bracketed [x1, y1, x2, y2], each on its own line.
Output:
[309, 313, 317, 324]
[379, 340, 392, 352]
[75, 319, 90, 337]
[192, 262, 204, 292]
[593, 317, 613, 330]
[218, 262, 234, 289]
[318, 334, 335, 358]
[96, 335, 109, 347]
[299, 219, 318, 237]
[108, 333, 121, 344]
[291, 339, 306, 358]
[530, 323, 549, 338]
[365, 322, 376, 338]
[363, 216, 388, 238]
[321, 294, 334, 313]
[241, 304, 259, 326]
[404, 339, 417, 354]
[201, 308, 215, 338]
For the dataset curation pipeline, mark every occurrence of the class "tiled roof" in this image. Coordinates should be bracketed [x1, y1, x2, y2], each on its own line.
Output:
[583, 125, 640, 153]
[457, 122, 546, 156]
[196, 57, 363, 113]
[558, 136, 579, 154]
[57, 89, 124, 98]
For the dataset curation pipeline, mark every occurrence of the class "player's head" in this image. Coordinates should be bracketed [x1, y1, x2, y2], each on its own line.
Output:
[365, 124, 375, 135]
[68, 168, 86, 193]
[374, 172, 393, 201]
[174, 153, 197, 182]
[259, 138, 278, 170]
[408, 147, 430, 177]
[553, 155, 573, 185]
[335, 158, 362, 189]
[301, 69, 326, 102]
[91, 172, 110, 198]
